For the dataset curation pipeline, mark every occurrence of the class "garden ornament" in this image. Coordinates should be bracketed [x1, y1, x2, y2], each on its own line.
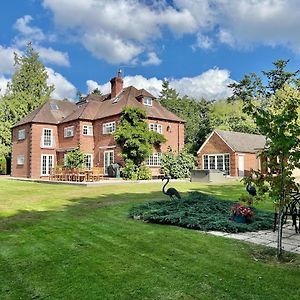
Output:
[162, 176, 181, 200]
[246, 183, 256, 197]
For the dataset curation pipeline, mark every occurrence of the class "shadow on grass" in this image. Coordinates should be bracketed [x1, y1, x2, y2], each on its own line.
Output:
[0, 190, 191, 232]
[0, 181, 250, 233]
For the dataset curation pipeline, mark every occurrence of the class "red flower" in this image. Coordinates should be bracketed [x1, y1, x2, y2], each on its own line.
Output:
[230, 203, 254, 220]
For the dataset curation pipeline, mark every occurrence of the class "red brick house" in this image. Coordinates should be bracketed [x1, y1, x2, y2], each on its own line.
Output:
[11, 73, 185, 178]
[197, 130, 266, 177]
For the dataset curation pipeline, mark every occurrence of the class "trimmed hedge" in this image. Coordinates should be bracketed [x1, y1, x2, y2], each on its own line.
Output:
[129, 192, 274, 233]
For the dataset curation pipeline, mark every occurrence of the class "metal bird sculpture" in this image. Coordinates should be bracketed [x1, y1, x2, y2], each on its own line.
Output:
[162, 176, 181, 200]
[246, 183, 257, 197]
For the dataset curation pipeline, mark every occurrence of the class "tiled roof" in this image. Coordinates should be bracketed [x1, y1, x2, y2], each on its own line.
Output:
[13, 99, 77, 127]
[215, 130, 266, 153]
[60, 86, 185, 123]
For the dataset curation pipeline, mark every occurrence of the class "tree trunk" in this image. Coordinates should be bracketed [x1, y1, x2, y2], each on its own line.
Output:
[277, 210, 283, 258]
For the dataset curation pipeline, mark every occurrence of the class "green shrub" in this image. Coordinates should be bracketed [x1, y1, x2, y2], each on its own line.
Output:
[65, 148, 85, 168]
[0, 155, 6, 175]
[129, 192, 274, 233]
[161, 149, 196, 179]
[137, 164, 151, 180]
[121, 160, 151, 180]
[121, 160, 137, 180]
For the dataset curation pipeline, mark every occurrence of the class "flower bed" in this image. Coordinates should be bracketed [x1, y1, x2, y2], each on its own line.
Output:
[129, 192, 274, 233]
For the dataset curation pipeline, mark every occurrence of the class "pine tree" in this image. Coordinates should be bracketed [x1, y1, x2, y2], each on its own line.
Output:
[0, 43, 54, 156]
[158, 80, 212, 153]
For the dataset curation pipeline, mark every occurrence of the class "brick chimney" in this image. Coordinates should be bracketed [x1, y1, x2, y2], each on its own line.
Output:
[110, 69, 123, 98]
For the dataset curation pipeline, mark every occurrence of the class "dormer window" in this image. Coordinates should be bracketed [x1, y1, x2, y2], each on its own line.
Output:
[143, 97, 152, 106]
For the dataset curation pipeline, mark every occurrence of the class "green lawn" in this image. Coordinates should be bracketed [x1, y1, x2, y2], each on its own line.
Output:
[0, 179, 299, 300]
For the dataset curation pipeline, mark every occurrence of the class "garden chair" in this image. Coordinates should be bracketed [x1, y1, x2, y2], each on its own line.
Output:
[91, 167, 104, 181]
[54, 166, 63, 181]
[49, 168, 55, 181]
[74, 168, 86, 182]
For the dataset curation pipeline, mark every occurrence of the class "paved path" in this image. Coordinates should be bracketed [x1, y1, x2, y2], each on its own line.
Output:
[207, 221, 300, 254]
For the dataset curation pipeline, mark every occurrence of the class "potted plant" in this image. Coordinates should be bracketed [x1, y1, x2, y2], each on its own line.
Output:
[230, 203, 254, 223]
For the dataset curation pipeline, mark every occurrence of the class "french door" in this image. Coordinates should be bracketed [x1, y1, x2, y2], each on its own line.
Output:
[41, 154, 54, 176]
[104, 150, 114, 175]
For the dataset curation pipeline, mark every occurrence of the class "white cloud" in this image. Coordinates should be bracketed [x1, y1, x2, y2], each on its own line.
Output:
[0, 46, 20, 74]
[42, 0, 211, 64]
[43, 0, 300, 60]
[83, 32, 142, 64]
[14, 15, 45, 41]
[0, 75, 10, 96]
[192, 33, 214, 50]
[169, 68, 235, 100]
[46, 67, 77, 99]
[86, 69, 234, 100]
[37, 46, 70, 67]
[141, 52, 162, 66]
[12, 15, 70, 67]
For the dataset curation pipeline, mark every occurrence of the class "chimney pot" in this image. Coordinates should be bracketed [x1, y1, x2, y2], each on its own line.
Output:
[110, 70, 123, 98]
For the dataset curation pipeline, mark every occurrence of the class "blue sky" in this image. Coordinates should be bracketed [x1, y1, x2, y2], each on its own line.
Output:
[1, 0, 300, 101]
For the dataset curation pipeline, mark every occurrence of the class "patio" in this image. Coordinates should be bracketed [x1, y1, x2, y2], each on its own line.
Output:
[208, 220, 300, 254]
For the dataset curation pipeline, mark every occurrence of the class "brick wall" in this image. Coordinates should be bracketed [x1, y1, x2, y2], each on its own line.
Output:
[30, 124, 58, 178]
[197, 132, 261, 177]
[11, 124, 31, 178]
[11, 115, 185, 178]
[147, 119, 185, 154]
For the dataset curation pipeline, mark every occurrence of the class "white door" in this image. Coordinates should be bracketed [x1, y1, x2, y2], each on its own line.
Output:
[104, 150, 114, 175]
[41, 154, 54, 176]
[238, 155, 244, 177]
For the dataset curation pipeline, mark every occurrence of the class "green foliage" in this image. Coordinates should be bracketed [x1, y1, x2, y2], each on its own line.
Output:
[65, 148, 85, 168]
[161, 149, 196, 179]
[121, 160, 138, 180]
[121, 160, 151, 180]
[229, 60, 300, 257]
[0, 155, 7, 175]
[129, 192, 274, 233]
[209, 99, 258, 134]
[0, 43, 53, 156]
[159, 80, 212, 153]
[114, 106, 166, 167]
[90, 88, 102, 96]
[137, 164, 152, 180]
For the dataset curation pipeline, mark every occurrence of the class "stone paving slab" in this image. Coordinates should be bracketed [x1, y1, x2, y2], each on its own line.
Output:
[207, 222, 300, 254]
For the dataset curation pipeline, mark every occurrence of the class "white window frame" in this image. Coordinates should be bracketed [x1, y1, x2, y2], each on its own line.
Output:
[202, 153, 230, 175]
[63, 153, 68, 166]
[147, 152, 162, 167]
[143, 97, 153, 106]
[104, 150, 114, 175]
[18, 129, 25, 140]
[102, 121, 116, 134]
[149, 123, 162, 134]
[84, 154, 93, 170]
[83, 125, 93, 136]
[41, 154, 54, 176]
[42, 128, 53, 148]
[64, 126, 74, 138]
[17, 155, 25, 165]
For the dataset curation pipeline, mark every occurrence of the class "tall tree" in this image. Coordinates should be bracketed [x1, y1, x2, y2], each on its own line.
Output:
[0, 43, 53, 156]
[158, 81, 212, 153]
[209, 99, 258, 134]
[230, 60, 300, 258]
